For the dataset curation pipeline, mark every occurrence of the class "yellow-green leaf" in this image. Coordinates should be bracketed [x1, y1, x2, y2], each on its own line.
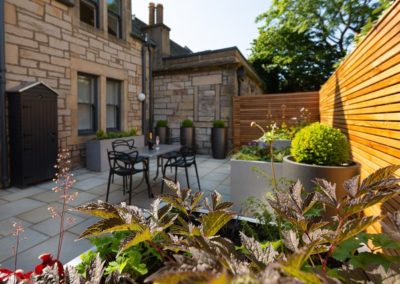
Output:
[119, 228, 152, 252]
[79, 218, 144, 239]
[200, 211, 235, 237]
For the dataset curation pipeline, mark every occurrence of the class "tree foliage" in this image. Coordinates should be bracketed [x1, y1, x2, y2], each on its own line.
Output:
[250, 0, 393, 92]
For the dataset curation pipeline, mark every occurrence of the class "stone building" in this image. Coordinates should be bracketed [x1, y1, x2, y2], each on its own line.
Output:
[0, 0, 262, 188]
[2, 0, 146, 173]
[142, 4, 263, 154]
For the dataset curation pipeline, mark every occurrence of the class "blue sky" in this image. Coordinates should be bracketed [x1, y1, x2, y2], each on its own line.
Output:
[131, 1, 272, 58]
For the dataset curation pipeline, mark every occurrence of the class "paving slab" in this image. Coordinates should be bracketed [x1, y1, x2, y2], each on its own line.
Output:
[17, 202, 65, 224]
[0, 232, 92, 272]
[74, 177, 112, 191]
[68, 217, 100, 236]
[1, 187, 47, 202]
[0, 228, 49, 262]
[0, 199, 46, 222]
[30, 190, 61, 203]
[56, 191, 99, 207]
[32, 214, 86, 237]
[0, 218, 32, 237]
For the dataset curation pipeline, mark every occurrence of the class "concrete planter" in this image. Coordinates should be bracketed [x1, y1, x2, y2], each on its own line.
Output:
[282, 155, 361, 199]
[85, 135, 144, 172]
[211, 127, 228, 159]
[180, 127, 195, 148]
[155, 126, 169, 144]
[230, 159, 283, 212]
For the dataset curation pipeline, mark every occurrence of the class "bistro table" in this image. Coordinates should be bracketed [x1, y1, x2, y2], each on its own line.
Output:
[132, 143, 181, 182]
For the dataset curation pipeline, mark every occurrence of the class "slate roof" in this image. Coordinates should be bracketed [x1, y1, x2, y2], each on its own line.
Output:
[131, 17, 192, 56]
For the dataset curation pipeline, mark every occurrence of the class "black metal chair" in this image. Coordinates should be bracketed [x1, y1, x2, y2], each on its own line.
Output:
[155, 136, 181, 180]
[161, 147, 201, 193]
[111, 139, 146, 163]
[106, 150, 152, 205]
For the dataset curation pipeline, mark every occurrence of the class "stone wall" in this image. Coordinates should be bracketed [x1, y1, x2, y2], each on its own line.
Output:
[4, 0, 144, 167]
[153, 68, 262, 154]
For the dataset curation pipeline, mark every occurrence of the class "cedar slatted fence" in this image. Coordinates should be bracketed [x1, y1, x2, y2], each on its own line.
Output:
[319, 1, 400, 235]
[232, 92, 319, 148]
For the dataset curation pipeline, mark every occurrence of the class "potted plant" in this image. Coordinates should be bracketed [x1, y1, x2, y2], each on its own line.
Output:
[211, 120, 228, 159]
[155, 120, 169, 144]
[180, 119, 195, 148]
[282, 122, 360, 200]
[85, 128, 144, 172]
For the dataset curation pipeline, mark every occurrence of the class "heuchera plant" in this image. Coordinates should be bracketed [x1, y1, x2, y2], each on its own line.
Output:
[68, 167, 400, 284]
[0, 149, 76, 284]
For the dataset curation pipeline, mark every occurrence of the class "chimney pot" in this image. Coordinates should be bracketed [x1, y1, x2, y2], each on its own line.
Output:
[149, 3, 155, 25]
[156, 4, 163, 24]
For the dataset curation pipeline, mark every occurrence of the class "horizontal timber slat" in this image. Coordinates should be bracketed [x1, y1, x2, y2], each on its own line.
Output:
[319, 1, 400, 241]
[232, 92, 319, 148]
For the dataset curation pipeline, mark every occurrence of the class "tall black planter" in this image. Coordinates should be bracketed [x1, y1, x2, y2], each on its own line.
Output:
[212, 127, 228, 159]
[180, 127, 195, 148]
[155, 126, 169, 144]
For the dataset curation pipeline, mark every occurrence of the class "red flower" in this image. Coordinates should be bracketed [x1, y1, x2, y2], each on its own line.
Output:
[0, 268, 13, 282]
[0, 268, 33, 282]
[35, 253, 64, 278]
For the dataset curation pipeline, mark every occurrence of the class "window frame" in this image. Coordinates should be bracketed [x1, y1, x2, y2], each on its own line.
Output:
[77, 73, 98, 136]
[79, 0, 100, 29]
[107, 0, 122, 38]
[106, 78, 122, 132]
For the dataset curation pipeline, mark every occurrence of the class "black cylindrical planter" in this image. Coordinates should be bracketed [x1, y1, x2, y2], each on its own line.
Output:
[180, 127, 194, 148]
[155, 126, 169, 144]
[212, 127, 228, 159]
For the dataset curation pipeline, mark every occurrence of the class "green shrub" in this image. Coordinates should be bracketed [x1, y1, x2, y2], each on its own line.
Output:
[156, 120, 168, 127]
[213, 120, 225, 128]
[181, 119, 194, 128]
[96, 128, 137, 140]
[291, 122, 349, 166]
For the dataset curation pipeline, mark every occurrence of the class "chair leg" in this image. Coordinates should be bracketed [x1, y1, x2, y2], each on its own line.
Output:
[145, 168, 153, 198]
[194, 162, 201, 192]
[106, 172, 112, 202]
[122, 176, 126, 195]
[174, 166, 178, 183]
[184, 166, 190, 188]
[161, 165, 168, 194]
[128, 174, 132, 205]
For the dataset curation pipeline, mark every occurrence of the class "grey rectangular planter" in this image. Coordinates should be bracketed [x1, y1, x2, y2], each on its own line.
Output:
[85, 135, 144, 172]
[230, 159, 283, 213]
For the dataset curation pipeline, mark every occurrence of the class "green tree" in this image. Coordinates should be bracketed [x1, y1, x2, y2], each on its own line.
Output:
[251, 0, 393, 93]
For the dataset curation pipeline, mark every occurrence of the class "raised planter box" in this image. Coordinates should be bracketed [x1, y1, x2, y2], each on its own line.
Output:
[85, 135, 145, 172]
[230, 159, 283, 213]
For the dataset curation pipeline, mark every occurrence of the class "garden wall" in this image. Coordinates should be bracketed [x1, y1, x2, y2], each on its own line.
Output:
[232, 92, 319, 148]
[319, 1, 400, 234]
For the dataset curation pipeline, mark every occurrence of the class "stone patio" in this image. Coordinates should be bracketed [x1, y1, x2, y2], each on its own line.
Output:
[0, 155, 230, 271]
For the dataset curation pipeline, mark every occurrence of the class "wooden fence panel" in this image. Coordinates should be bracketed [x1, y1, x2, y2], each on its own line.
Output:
[319, 1, 400, 236]
[232, 92, 319, 148]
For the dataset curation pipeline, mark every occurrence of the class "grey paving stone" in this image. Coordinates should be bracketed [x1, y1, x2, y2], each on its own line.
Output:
[17, 202, 66, 224]
[73, 173, 96, 181]
[86, 183, 120, 196]
[30, 190, 61, 203]
[0, 218, 32, 237]
[0, 232, 92, 272]
[32, 214, 86, 237]
[2, 187, 47, 202]
[56, 192, 99, 207]
[216, 184, 231, 195]
[203, 173, 229, 182]
[0, 199, 46, 222]
[35, 181, 56, 190]
[0, 228, 49, 262]
[74, 177, 110, 191]
[0, 198, 6, 205]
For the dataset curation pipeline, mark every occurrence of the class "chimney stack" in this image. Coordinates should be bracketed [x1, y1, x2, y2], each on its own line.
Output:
[149, 2, 155, 25]
[156, 4, 163, 24]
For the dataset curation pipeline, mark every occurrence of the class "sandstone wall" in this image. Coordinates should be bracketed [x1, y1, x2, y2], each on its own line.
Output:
[153, 68, 261, 154]
[4, 0, 144, 167]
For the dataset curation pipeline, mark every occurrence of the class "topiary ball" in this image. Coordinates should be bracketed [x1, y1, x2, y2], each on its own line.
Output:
[291, 122, 350, 166]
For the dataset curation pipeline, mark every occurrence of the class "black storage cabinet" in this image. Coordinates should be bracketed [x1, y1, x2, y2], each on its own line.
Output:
[8, 82, 58, 188]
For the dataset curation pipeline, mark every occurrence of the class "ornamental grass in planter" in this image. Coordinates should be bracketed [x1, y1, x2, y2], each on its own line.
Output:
[180, 119, 195, 148]
[283, 122, 360, 201]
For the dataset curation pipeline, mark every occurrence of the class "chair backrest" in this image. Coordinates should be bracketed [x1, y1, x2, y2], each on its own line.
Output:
[180, 146, 196, 164]
[107, 150, 139, 171]
[112, 139, 133, 151]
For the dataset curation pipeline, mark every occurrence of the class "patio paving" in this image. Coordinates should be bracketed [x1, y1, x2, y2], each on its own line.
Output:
[0, 155, 230, 271]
